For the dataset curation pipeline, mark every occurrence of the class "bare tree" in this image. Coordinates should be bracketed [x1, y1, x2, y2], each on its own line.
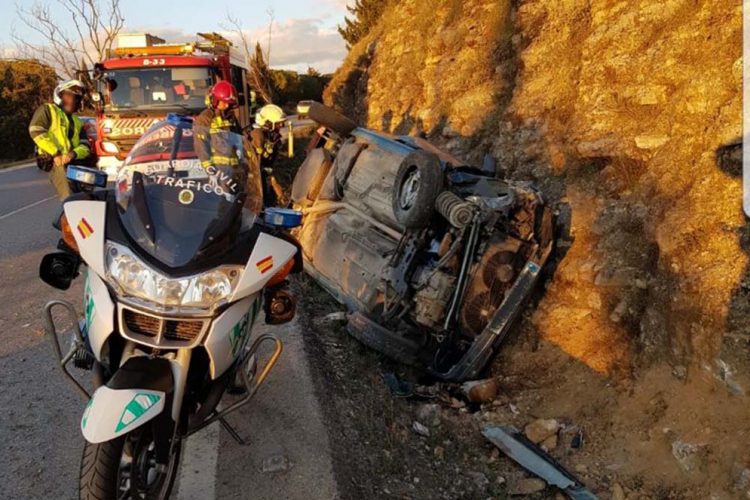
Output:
[14, 0, 125, 79]
[265, 7, 274, 66]
[222, 14, 273, 104]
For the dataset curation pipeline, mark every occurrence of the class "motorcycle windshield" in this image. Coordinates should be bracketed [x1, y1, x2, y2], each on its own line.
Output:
[116, 118, 263, 268]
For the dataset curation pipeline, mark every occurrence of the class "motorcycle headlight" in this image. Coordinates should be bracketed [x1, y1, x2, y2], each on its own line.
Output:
[105, 242, 242, 311]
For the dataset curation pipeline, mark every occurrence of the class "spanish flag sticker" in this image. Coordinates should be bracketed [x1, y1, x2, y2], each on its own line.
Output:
[77, 218, 94, 239]
[256, 256, 273, 274]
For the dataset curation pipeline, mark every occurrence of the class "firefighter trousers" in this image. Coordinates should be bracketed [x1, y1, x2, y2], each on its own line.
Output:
[49, 163, 73, 201]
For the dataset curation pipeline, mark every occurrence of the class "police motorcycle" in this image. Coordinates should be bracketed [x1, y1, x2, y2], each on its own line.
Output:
[39, 115, 302, 499]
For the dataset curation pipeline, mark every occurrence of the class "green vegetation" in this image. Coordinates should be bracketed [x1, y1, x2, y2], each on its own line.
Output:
[271, 68, 331, 108]
[0, 59, 57, 162]
[337, 0, 390, 49]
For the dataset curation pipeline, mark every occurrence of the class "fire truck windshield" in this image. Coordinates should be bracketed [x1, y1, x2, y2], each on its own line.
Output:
[103, 67, 212, 111]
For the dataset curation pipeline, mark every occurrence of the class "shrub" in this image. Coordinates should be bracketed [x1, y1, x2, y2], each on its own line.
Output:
[0, 59, 57, 161]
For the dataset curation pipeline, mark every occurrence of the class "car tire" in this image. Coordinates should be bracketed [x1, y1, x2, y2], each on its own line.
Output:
[392, 151, 443, 229]
[305, 101, 357, 136]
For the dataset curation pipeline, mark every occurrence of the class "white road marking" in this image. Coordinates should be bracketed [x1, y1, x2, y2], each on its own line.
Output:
[0, 162, 34, 173]
[0, 196, 56, 221]
[175, 419, 220, 500]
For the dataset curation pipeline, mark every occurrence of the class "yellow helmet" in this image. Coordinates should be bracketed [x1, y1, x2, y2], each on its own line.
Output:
[254, 104, 286, 129]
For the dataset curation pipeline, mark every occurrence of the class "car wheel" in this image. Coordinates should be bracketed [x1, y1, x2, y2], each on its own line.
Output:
[392, 151, 443, 229]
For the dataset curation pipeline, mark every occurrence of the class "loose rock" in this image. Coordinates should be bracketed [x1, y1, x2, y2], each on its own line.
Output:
[509, 478, 547, 495]
[461, 378, 499, 403]
[261, 454, 291, 473]
[468, 471, 490, 490]
[671, 440, 708, 473]
[412, 421, 430, 437]
[416, 403, 441, 427]
[612, 482, 626, 500]
[540, 433, 558, 451]
[524, 418, 560, 444]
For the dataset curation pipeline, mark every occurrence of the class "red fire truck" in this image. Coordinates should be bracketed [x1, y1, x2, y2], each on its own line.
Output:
[92, 32, 254, 177]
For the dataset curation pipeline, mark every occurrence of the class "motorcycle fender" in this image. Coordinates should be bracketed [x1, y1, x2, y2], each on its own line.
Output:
[81, 386, 165, 443]
[204, 294, 262, 379]
[82, 357, 173, 443]
[64, 200, 107, 278]
[83, 269, 114, 361]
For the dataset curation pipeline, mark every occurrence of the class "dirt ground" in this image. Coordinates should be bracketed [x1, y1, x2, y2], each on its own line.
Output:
[296, 271, 750, 500]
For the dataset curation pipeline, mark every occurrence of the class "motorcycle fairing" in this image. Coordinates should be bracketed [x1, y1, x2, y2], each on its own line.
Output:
[204, 294, 262, 379]
[83, 268, 114, 361]
[231, 232, 297, 301]
[64, 200, 107, 278]
[82, 356, 174, 443]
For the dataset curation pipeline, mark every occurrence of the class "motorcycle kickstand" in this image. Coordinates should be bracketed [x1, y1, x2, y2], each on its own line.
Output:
[218, 416, 246, 445]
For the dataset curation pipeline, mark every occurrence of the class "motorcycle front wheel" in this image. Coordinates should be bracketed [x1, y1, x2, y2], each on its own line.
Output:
[79, 426, 181, 500]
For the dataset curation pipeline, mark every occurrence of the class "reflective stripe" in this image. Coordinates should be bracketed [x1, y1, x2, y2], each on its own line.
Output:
[210, 155, 239, 165]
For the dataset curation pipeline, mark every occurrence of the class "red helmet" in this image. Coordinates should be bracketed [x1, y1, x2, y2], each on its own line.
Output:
[208, 81, 238, 109]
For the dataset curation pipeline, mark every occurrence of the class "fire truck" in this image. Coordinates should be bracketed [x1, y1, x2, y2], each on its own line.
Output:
[92, 32, 254, 177]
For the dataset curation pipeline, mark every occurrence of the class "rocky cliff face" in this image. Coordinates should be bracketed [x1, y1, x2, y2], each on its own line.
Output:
[325, 0, 745, 382]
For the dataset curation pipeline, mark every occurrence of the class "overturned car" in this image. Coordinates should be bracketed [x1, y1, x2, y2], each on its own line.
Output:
[291, 102, 555, 381]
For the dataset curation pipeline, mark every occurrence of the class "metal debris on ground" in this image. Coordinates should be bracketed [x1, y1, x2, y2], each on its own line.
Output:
[482, 425, 599, 500]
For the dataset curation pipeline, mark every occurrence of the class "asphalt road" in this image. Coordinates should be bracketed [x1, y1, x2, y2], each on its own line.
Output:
[0, 165, 337, 499]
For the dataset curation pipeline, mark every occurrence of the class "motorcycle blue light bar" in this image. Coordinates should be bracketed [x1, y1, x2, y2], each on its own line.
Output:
[66, 165, 108, 187]
[166, 113, 193, 125]
[264, 208, 303, 228]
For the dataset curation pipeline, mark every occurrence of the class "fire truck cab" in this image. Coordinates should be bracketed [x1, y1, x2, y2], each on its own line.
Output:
[93, 32, 253, 177]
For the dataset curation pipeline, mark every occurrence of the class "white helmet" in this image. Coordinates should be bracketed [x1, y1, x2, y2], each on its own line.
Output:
[254, 104, 286, 129]
[53, 79, 85, 106]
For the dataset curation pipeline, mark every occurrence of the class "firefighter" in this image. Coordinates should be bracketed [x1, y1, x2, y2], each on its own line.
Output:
[195, 81, 262, 211]
[250, 104, 287, 206]
[194, 80, 242, 168]
[28, 79, 91, 200]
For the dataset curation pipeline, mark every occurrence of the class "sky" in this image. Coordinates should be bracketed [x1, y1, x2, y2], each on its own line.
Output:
[0, 0, 350, 73]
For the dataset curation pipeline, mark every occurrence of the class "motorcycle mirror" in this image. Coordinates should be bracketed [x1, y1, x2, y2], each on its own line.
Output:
[39, 252, 80, 290]
[66, 165, 108, 187]
[264, 208, 302, 228]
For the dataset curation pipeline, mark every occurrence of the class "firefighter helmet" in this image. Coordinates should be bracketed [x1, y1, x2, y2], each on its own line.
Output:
[254, 104, 286, 129]
[208, 81, 238, 109]
[53, 79, 85, 107]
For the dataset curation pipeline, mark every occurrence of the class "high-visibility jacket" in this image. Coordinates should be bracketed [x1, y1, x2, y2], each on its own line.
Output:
[194, 108, 242, 168]
[28, 103, 90, 159]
